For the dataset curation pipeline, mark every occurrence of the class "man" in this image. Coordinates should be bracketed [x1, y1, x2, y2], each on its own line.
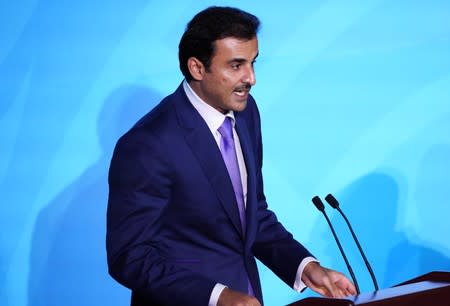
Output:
[107, 6, 356, 306]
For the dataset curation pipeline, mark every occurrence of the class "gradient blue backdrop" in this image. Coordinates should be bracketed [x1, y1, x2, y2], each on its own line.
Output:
[1, 1, 449, 305]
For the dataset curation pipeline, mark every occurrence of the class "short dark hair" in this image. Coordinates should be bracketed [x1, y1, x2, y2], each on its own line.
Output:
[178, 6, 260, 81]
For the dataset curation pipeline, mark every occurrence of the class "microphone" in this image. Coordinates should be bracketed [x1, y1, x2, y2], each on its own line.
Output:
[325, 193, 379, 291]
[311, 196, 360, 294]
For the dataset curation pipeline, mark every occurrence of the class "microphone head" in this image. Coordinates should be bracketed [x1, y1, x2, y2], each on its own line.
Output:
[311, 196, 325, 211]
[325, 193, 340, 209]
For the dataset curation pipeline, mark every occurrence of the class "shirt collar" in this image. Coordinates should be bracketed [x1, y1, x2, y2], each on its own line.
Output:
[183, 80, 235, 132]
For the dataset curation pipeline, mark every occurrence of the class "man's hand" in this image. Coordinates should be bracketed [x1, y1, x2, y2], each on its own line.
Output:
[302, 262, 357, 298]
[217, 288, 261, 306]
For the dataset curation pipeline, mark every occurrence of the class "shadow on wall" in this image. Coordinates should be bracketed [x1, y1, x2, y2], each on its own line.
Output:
[387, 143, 450, 286]
[313, 171, 450, 293]
[27, 85, 161, 306]
[0, 2, 148, 302]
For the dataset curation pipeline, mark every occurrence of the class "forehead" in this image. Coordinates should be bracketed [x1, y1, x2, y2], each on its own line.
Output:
[212, 36, 259, 60]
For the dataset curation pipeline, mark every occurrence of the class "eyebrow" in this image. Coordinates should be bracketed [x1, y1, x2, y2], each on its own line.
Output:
[228, 53, 259, 64]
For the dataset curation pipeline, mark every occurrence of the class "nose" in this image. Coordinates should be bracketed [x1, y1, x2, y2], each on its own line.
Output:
[243, 65, 256, 86]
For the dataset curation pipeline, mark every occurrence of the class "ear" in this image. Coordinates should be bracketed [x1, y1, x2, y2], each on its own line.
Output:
[187, 57, 205, 81]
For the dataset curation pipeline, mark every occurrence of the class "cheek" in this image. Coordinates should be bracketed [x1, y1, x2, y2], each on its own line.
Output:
[221, 71, 238, 85]
[224, 77, 239, 92]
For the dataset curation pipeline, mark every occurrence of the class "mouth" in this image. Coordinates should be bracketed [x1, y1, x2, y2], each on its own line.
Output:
[233, 84, 251, 97]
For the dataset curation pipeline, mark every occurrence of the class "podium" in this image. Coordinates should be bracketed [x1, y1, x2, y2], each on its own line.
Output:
[287, 271, 450, 306]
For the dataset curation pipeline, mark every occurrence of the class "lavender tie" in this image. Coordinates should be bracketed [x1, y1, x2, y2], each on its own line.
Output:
[218, 117, 254, 296]
[218, 117, 246, 232]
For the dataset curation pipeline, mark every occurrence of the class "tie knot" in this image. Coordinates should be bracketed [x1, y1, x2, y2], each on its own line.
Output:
[218, 116, 233, 140]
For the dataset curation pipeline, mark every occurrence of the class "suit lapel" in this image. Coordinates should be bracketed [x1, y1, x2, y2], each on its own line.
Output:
[173, 85, 243, 237]
[235, 113, 258, 248]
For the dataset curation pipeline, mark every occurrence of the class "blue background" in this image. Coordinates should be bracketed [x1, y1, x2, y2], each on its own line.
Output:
[1, 1, 450, 305]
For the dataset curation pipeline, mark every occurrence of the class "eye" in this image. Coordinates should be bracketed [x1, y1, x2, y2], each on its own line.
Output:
[231, 63, 241, 70]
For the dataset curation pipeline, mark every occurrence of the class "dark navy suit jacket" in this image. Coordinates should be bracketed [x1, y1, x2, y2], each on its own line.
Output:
[106, 83, 312, 306]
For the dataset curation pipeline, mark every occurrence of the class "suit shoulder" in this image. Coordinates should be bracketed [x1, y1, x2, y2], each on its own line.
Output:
[118, 88, 183, 143]
[110, 95, 176, 168]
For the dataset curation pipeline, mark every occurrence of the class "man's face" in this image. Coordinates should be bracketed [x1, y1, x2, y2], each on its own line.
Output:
[191, 36, 258, 113]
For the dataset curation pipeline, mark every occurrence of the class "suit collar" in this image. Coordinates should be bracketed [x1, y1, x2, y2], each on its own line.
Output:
[182, 80, 238, 134]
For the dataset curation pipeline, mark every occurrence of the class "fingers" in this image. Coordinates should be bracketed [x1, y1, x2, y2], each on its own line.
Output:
[323, 277, 346, 298]
[326, 272, 357, 298]
[331, 271, 357, 296]
[302, 263, 357, 298]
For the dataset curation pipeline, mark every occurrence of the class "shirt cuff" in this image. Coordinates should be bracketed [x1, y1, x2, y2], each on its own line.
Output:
[293, 256, 319, 292]
[208, 283, 227, 306]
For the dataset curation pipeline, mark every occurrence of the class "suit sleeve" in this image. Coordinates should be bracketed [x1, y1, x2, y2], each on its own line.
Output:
[106, 129, 216, 306]
[249, 101, 315, 287]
